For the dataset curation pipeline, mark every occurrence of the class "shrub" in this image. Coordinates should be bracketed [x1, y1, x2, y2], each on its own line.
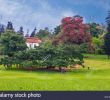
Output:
[1, 43, 84, 70]
[0, 56, 13, 68]
[80, 43, 89, 53]
[93, 37, 104, 54]
[20, 61, 33, 68]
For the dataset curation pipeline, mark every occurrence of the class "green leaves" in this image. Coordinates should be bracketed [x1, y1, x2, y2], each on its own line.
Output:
[1, 30, 27, 56]
[0, 38, 84, 69]
[104, 11, 110, 58]
[16, 44, 84, 68]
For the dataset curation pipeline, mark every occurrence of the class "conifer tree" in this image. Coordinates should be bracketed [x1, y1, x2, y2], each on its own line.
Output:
[30, 27, 36, 37]
[0, 24, 4, 36]
[104, 11, 110, 59]
[6, 21, 14, 30]
[17, 26, 24, 35]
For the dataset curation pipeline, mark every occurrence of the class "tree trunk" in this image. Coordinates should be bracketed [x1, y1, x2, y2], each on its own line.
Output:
[59, 67, 62, 72]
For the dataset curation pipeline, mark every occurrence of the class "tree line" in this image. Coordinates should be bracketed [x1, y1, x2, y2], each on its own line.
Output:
[0, 13, 110, 71]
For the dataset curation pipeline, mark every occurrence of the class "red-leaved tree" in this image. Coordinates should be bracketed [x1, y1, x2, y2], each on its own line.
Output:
[56, 15, 92, 45]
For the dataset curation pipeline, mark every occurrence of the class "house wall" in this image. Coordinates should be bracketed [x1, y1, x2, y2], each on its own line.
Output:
[26, 43, 39, 49]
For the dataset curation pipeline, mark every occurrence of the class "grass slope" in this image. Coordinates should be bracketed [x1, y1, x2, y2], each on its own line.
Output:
[0, 54, 110, 91]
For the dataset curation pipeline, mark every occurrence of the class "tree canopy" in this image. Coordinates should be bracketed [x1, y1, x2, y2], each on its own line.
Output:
[53, 15, 92, 45]
[36, 28, 51, 39]
[30, 27, 37, 37]
[1, 30, 27, 57]
[17, 26, 24, 35]
[104, 11, 110, 58]
[88, 22, 104, 37]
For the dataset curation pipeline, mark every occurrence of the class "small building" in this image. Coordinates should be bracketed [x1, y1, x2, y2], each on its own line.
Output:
[26, 37, 42, 49]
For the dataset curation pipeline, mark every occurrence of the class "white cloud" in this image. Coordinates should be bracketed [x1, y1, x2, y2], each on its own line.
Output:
[61, 10, 76, 17]
[0, 0, 108, 34]
[0, 0, 77, 34]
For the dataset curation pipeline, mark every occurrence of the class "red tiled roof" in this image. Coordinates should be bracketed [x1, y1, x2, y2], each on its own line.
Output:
[26, 37, 42, 43]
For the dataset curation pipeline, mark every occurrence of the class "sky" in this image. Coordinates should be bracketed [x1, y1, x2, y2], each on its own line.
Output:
[0, 0, 110, 34]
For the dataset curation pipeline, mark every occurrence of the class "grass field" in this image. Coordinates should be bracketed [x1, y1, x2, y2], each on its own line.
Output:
[0, 54, 110, 91]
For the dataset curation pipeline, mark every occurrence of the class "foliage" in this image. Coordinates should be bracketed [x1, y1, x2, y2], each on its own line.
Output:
[20, 61, 35, 68]
[88, 22, 103, 37]
[17, 26, 24, 35]
[104, 32, 110, 58]
[6, 22, 14, 30]
[0, 56, 16, 68]
[36, 28, 51, 39]
[0, 24, 5, 36]
[30, 27, 37, 37]
[0, 30, 27, 57]
[93, 37, 104, 54]
[104, 11, 110, 58]
[3, 42, 84, 69]
[79, 43, 90, 53]
[53, 25, 61, 35]
[55, 15, 92, 45]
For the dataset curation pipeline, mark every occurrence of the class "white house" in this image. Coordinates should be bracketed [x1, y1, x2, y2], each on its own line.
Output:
[26, 37, 42, 49]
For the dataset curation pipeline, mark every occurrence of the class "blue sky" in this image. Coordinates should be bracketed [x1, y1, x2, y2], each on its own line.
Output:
[0, 0, 110, 33]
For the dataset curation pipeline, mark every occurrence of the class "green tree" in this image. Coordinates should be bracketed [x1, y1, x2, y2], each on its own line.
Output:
[0, 24, 5, 36]
[14, 42, 84, 71]
[104, 32, 110, 58]
[1, 30, 27, 64]
[53, 25, 61, 35]
[104, 11, 110, 58]
[89, 22, 103, 37]
[30, 27, 37, 37]
[36, 28, 51, 39]
[17, 26, 24, 35]
[6, 22, 14, 30]
[1, 29, 27, 68]
[93, 37, 104, 54]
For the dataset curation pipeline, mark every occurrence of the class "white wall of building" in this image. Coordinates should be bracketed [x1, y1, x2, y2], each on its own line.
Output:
[26, 43, 39, 49]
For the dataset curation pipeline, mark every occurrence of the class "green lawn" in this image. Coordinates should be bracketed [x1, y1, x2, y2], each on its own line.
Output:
[0, 54, 110, 91]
